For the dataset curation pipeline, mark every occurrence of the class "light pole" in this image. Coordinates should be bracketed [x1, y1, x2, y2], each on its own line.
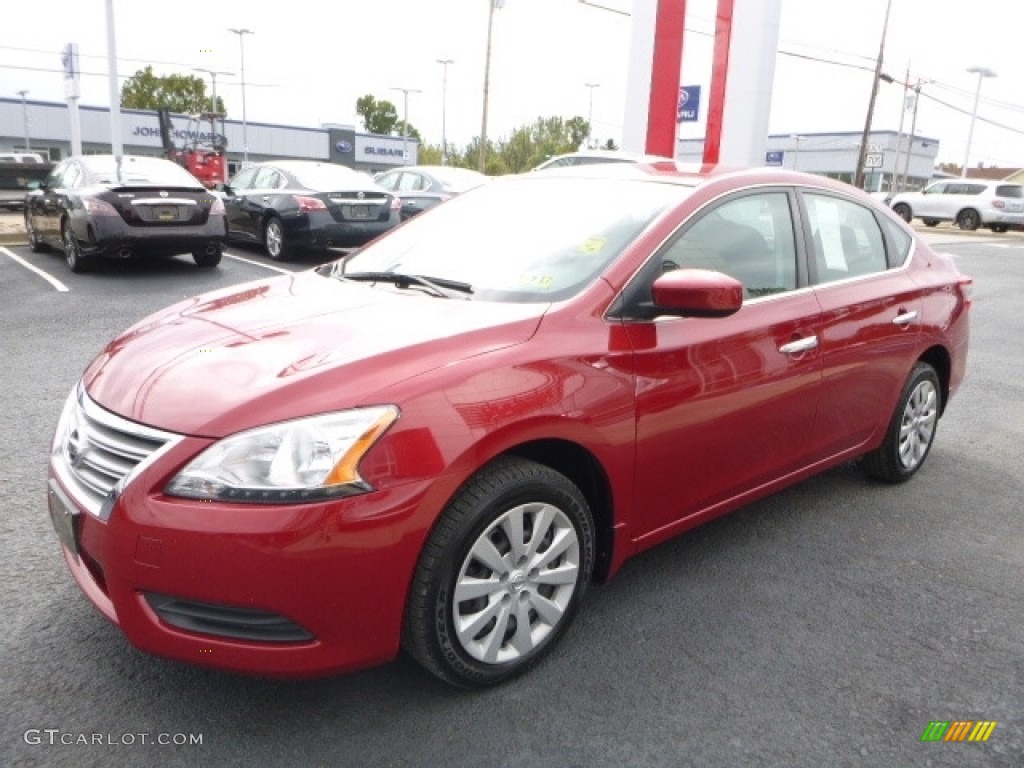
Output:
[790, 134, 803, 170]
[962, 66, 996, 178]
[437, 58, 453, 164]
[16, 90, 30, 151]
[391, 87, 422, 166]
[854, 0, 894, 190]
[228, 28, 254, 165]
[585, 82, 600, 148]
[479, 0, 505, 172]
[193, 68, 234, 116]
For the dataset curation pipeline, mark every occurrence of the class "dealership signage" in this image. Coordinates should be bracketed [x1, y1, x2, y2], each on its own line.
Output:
[355, 135, 415, 166]
[131, 124, 226, 145]
[678, 85, 701, 123]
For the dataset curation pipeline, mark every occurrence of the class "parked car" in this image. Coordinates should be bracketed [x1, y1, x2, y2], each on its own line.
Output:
[532, 149, 673, 171]
[24, 154, 226, 272]
[48, 164, 971, 687]
[219, 160, 400, 260]
[373, 165, 488, 220]
[0, 159, 53, 211]
[889, 179, 1024, 232]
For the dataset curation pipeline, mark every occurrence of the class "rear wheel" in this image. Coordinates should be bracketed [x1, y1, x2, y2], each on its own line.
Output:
[892, 203, 912, 223]
[956, 209, 981, 231]
[192, 245, 222, 268]
[403, 457, 595, 687]
[25, 214, 45, 252]
[62, 220, 88, 273]
[263, 216, 293, 261]
[861, 362, 941, 483]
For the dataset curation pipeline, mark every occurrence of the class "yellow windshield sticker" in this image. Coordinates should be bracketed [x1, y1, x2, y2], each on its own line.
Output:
[576, 236, 606, 255]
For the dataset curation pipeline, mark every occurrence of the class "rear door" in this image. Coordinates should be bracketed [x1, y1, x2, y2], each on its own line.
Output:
[801, 191, 923, 456]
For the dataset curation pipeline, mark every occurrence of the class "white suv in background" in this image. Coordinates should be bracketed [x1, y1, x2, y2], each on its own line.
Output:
[890, 179, 1024, 232]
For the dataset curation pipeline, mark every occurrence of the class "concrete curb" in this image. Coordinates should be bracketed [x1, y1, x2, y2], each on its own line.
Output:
[0, 235, 26, 247]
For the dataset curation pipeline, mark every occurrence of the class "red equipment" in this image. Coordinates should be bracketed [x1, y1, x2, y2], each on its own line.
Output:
[156, 108, 227, 189]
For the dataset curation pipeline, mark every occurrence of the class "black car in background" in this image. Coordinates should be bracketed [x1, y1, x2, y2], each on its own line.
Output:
[374, 165, 488, 220]
[24, 154, 227, 272]
[219, 161, 400, 260]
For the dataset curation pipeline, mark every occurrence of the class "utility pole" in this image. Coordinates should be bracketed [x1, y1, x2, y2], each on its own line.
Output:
[962, 66, 996, 178]
[391, 87, 421, 166]
[585, 83, 600, 148]
[437, 59, 454, 164]
[854, 0, 894, 190]
[16, 90, 30, 151]
[228, 28, 254, 164]
[479, 0, 505, 172]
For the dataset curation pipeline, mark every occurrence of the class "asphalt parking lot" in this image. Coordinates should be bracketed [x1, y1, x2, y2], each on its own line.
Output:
[0, 219, 1021, 767]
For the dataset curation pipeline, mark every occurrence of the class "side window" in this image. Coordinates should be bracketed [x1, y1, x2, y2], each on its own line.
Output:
[925, 183, 947, 195]
[804, 194, 887, 283]
[964, 184, 987, 195]
[658, 192, 797, 299]
[253, 167, 282, 189]
[995, 185, 1023, 199]
[879, 215, 913, 267]
[62, 165, 82, 189]
[375, 172, 398, 191]
[46, 162, 69, 189]
[229, 167, 258, 191]
[397, 173, 424, 192]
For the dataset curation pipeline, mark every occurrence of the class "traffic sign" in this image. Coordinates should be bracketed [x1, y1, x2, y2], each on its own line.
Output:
[865, 152, 883, 168]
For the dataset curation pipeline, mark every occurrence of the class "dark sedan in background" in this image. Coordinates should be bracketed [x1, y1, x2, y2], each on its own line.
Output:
[373, 165, 488, 220]
[219, 161, 400, 260]
[24, 154, 227, 272]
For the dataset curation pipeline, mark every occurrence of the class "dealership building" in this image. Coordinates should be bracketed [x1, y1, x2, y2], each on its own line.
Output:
[0, 96, 418, 176]
[677, 129, 941, 193]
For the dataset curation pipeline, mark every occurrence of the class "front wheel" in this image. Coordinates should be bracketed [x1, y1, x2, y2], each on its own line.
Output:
[403, 457, 595, 687]
[861, 362, 941, 483]
[956, 209, 981, 231]
[892, 203, 912, 223]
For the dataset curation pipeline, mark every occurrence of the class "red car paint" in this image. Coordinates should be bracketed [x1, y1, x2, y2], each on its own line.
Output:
[48, 165, 971, 679]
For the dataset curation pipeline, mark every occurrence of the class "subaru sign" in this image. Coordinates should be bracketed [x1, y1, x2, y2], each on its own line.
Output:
[765, 151, 784, 167]
[335, 141, 353, 153]
[678, 85, 701, 123]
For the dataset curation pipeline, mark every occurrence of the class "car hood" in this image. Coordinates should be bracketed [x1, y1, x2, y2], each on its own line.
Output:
[83, 270, 547, 437]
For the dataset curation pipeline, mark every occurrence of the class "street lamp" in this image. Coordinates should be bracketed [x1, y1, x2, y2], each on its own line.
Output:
[228, 28, 254, 165]
[16, 89, 30, 151]
[437, 58, 454, 164]
[790, 134, 803, 170]
[192, 68, 234, 116]
[391, 87, 422, 166]
[585, 82, 600, 148]
[961, 66, 996, 178]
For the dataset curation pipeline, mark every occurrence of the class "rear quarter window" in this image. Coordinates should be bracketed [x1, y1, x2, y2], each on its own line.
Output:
[995, 185, 1023, 198]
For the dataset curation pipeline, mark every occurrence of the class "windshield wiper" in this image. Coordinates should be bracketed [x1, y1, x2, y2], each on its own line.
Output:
[340, 271, 473, 299]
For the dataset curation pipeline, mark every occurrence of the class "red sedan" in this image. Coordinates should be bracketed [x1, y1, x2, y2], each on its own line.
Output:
[47, 163, 971, 687]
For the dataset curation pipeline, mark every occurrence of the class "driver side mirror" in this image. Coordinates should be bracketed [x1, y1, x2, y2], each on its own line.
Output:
[648, 268, 744, 318]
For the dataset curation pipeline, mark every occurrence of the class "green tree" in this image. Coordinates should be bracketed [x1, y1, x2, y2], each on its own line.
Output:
[120, 66, 225, 115]
[355, 94, 421, 140]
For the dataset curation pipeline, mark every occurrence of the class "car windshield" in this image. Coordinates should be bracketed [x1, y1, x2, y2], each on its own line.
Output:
[84, 156, 201, 187]
[284, 163, 371, 191]
[340, 175, 687, 302]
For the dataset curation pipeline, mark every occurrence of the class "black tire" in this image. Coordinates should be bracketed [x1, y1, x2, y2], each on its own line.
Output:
[861, 362, 942, 483]
[990, 224, 1009, 233]
[25, 214, 46, 252]
[263, 215, 292, 261]
[922, 218, 940, 228]
[892, 203, 912, 223]
[62, 220, 87, 273]
[403, 456, 595, 688]
[956, 209, 980, 231]
[192, 245, 222, 268]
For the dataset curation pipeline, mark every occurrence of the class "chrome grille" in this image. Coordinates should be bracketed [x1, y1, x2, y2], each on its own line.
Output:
[52, 386, 181, 519]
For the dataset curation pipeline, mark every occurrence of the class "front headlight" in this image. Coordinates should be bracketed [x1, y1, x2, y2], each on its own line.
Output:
[165, 406, 399, 503]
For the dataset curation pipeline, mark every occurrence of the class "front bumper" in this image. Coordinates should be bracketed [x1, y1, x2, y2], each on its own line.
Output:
[48, 437, 437, 678]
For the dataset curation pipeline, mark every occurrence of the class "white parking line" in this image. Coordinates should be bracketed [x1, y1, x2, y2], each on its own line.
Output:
[0, 246, 69, 292]
[224, 250, 300, 275]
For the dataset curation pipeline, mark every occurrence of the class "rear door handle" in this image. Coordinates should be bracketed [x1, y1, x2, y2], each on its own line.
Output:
[779, 336, 819, 355]
[892, 311, 918, 326]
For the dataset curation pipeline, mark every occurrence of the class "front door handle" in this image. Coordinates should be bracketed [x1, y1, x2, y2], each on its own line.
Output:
[892, 311, 918, 326]
[779, 336, 819, 355]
